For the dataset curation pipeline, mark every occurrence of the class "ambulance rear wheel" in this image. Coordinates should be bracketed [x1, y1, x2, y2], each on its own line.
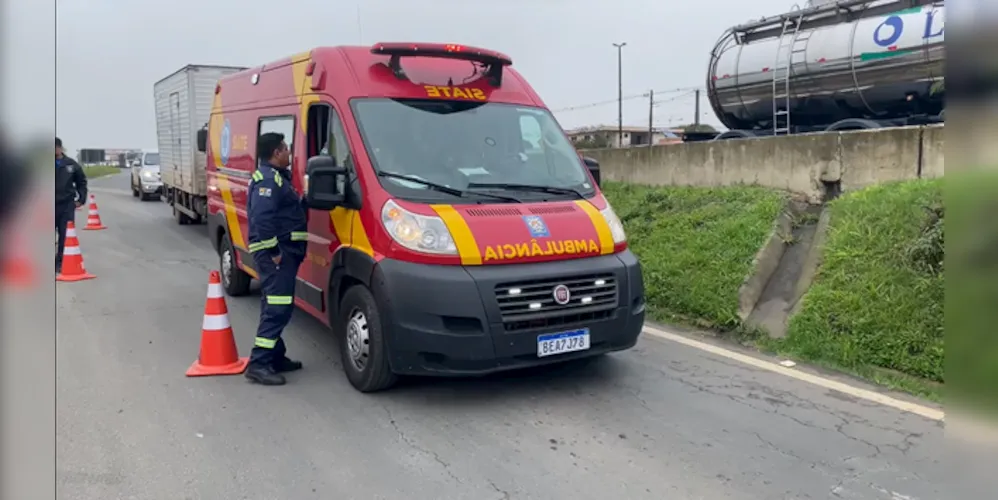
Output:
[339, 285, 397, 393]
[219, 234, 251, 297]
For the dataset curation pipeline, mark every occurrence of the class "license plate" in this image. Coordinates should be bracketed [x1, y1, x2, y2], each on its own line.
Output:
[537, 328, 591, 358]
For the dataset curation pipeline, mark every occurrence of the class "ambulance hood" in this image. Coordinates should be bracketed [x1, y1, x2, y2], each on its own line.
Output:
[435, 199, 617, 266]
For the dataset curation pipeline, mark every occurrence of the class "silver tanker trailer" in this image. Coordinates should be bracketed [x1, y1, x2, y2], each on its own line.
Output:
[706, 0, 944, 140]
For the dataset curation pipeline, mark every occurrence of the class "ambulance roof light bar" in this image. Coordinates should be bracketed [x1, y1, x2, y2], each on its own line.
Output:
[370, 42, 513, 87]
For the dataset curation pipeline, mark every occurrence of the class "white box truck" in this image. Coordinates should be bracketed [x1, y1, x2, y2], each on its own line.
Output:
[153, 64, 246, 224]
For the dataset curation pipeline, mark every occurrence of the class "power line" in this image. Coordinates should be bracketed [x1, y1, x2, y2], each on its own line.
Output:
[650, 85, 702, 95]
[552, 93, 646, 113]
[552, 86, 702, 113]
[653, 90, 699, 107]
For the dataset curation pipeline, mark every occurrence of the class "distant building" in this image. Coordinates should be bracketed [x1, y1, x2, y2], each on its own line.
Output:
[76, 148, 143, 165]
[565, 125, 685, 148]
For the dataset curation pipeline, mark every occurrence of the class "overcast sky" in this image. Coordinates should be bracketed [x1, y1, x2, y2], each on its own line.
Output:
[54, 0, 800, 151]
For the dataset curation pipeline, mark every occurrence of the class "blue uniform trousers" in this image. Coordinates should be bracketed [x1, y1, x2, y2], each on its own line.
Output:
[55, 202, 75, 271]
[249, 248, 304, 367]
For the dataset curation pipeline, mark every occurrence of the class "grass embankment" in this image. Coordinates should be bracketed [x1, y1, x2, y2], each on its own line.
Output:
[775, 179, 944, 400]
[946, 171, 998, 415]
[604, 178, 948, 401]
[601, 181, 786, 329]
[83, 165, 122, 179]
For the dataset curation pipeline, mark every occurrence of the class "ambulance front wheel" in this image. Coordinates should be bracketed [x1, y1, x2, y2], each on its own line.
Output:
[339, 285, 397, 393]
[219, 233, 252, 297]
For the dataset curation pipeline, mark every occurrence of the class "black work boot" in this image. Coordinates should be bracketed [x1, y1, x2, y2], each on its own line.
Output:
[273, 357, 303, 373]
[245, 364, 286, 386]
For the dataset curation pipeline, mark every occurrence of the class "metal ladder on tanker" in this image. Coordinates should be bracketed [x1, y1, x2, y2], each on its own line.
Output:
[772, 5, 810, 136]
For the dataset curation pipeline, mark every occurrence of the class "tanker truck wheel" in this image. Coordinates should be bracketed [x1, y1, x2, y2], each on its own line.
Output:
[824, 118, 882, 132]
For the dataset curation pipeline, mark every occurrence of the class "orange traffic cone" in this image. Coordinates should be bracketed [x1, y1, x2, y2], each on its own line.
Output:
[56, 221, 95, 282]
[186, 270, 249, 377]
[3, 188, 46, 288]
[83, 193, 107, 230]
[1, 229, 35, 287]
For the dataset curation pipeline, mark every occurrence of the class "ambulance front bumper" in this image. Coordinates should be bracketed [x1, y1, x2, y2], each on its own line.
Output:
[371, 251, 645, 377]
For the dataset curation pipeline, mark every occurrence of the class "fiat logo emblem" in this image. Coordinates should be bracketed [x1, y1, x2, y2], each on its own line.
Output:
[552, 284, 571, 305]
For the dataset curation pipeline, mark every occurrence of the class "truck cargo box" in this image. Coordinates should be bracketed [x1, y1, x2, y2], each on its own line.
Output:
[154, 65, 245, 204]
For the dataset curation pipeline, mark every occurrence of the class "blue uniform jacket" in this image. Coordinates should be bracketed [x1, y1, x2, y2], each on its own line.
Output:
[246, 162, 308, 258]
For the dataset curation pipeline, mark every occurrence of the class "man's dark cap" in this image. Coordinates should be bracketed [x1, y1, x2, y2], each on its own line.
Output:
[55, 137, 62, 147]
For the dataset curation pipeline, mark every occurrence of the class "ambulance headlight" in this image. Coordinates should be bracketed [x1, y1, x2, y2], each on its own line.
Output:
[600, 204, 627, 244]
[381, 200, 457, 255]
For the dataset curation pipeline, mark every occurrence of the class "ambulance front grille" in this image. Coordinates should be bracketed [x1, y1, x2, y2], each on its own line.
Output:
[528, 205, 576, 215]
[495, 273, 618, 332]
[465, 207, 522, 217]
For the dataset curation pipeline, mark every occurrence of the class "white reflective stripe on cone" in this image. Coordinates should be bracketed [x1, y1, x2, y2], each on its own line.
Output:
[206, 283, 224, 299]
[88, 210, 98, 215]
[202, 313, 231, 331]
[63, 246, 82, 256]
[66, 228, 77, 237]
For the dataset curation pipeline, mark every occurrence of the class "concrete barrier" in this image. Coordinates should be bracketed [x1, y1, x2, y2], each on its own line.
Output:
[920, 124, 945, 179]
[583, 124, 944, 202]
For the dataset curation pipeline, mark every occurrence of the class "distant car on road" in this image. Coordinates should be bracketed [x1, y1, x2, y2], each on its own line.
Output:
[131, 151, 162, 201]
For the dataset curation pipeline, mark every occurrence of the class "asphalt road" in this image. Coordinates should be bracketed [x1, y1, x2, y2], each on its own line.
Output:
[59, 172, 948, 500]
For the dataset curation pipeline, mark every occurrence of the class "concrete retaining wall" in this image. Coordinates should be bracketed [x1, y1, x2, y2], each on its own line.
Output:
[582, 124, 944, 203]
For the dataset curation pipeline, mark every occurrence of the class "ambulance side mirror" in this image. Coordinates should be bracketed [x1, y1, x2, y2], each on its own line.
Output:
[582, 157, 600, 187]
[196, 128, 208, 153]
[305, 155, 347, 211]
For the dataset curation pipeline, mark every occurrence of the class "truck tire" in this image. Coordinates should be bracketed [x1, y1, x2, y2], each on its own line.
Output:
[824, 118, 882, 132]
[174, 203, 193, 225]
[219, 234, 252, 297]
[131, 180, 139, 198]
[339, 285, 397, 393]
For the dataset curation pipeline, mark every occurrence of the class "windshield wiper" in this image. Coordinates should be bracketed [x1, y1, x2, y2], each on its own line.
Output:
[377, 171, 522, 203]
[466, 182, 585, 199]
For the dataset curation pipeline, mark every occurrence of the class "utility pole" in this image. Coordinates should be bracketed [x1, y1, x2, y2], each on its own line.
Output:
[356, 3, 364, 43]
[694, 89, 701, 128]
[612, 42, 627, 148]
[648, 90, 654, 147]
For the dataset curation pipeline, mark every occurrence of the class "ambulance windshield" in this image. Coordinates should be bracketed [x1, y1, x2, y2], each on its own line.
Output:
[351, 98, 594, 201]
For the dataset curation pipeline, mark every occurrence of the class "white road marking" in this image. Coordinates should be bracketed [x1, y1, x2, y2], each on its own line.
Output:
[640, 324, 946, 422]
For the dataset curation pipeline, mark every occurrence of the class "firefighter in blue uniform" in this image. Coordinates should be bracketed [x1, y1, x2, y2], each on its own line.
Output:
[245, 132, 309, 386]
[55, 137, 87, 273]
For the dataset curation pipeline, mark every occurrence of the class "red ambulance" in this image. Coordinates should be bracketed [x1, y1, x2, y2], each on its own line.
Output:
[199, 43, 645, 392]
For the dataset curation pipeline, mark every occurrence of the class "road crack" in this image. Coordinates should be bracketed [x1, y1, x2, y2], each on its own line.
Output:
[487, 479, 511, 500]
[383, 406, 463, 485]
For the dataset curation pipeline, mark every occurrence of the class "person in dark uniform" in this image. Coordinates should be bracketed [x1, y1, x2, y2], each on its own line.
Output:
[55, 137, 87, 273]
[244, 132, 309, 386]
